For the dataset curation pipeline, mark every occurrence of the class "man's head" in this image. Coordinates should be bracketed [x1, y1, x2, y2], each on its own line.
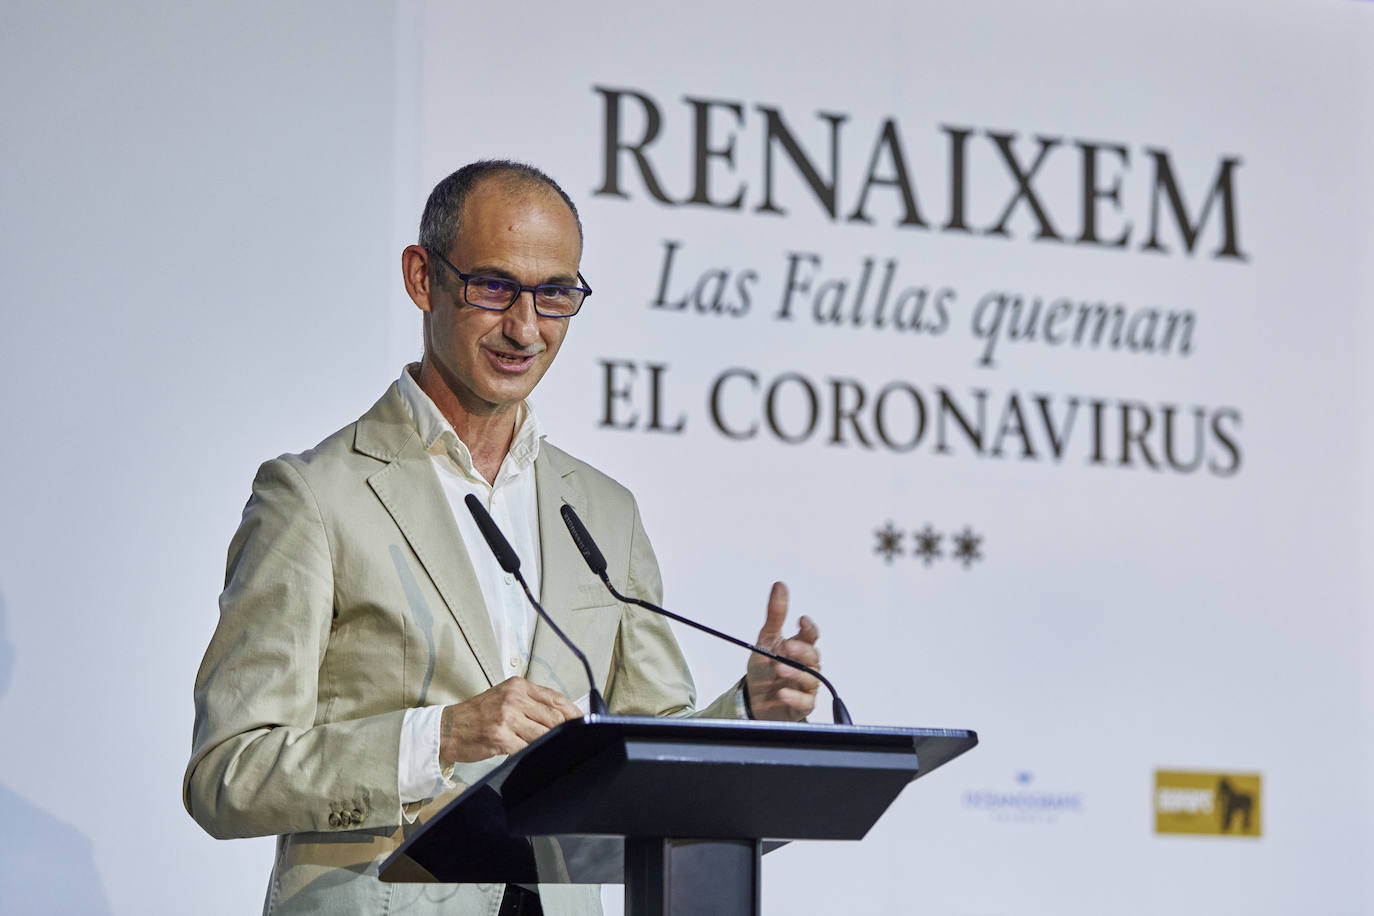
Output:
[417, 160, 583, 259]
[402, 161, 585, 424]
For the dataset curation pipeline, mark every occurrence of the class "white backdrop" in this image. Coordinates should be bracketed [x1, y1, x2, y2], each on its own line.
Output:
[2, 2, 1372, 914]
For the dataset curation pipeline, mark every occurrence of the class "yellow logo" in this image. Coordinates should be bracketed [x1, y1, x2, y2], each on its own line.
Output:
[1154, 770, 1260, 837]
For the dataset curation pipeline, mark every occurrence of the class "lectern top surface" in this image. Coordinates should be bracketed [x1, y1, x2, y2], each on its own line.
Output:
[509, 716, 977, 785]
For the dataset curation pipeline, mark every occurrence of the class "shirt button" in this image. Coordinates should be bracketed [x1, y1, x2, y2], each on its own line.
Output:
[504, 573, 514, 585]
[509, 657, 521, 669]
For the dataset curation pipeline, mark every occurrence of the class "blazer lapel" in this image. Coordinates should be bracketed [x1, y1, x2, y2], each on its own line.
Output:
[528, 447, 605, 699]
[357, 385, 503, 689]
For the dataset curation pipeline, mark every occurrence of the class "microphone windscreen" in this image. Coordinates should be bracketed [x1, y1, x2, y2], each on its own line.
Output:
[560, 504, 608, 575]
[464, 494, 521, 573]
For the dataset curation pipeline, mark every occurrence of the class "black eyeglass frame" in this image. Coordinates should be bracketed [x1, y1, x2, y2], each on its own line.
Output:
[426, 248, 592, 318]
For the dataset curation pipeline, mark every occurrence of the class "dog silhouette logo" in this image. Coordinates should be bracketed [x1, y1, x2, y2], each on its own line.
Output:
[1155, 770, 1261, 838]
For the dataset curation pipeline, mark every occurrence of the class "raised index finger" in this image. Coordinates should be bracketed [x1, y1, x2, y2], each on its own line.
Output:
[756, 581, 790, 647]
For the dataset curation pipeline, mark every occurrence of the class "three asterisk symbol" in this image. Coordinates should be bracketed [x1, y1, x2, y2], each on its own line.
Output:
[873, 523, 984, 567]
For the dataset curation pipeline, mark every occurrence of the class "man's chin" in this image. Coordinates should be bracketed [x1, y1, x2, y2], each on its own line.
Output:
[474, 376, 541, 411]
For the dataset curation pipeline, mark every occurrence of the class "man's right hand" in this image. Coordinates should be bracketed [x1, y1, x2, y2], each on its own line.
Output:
[439, 677, 582, 764]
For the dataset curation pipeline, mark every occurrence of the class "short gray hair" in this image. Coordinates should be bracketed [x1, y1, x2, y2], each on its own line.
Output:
[417, 160, 583, 258]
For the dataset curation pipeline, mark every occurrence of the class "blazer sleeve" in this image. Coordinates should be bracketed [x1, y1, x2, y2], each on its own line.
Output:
[604, 496, 743, 721]
[183, 456, 405, 840]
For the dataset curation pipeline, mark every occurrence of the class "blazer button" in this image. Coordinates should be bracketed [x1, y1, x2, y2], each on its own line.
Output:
[328, 813, 341, 828]
[351, 808, 364, 822]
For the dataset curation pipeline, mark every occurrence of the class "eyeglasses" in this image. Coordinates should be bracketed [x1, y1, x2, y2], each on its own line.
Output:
[427, 248, 592, 318]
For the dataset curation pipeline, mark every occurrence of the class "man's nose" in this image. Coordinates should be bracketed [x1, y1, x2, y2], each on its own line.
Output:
[501, 291, 541, 347]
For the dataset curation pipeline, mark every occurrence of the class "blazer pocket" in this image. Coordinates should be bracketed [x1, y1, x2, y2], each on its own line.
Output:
[569, 582, 618, 611]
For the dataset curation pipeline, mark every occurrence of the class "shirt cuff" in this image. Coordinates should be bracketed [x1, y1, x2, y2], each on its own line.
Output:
[399, 705, 456, 809]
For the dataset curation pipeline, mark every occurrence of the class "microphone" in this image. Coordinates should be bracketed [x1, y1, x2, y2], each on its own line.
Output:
[559, 504, 853, 725]
[463, 494, 608, 717]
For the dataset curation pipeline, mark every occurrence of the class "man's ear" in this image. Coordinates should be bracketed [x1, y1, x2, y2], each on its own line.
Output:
[401, 245, 435, 312]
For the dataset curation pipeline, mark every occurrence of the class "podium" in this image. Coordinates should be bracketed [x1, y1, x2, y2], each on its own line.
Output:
[380, 714, 977, 915]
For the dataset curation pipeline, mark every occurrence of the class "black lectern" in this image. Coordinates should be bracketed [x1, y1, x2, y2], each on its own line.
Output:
[380, 715, 977, 915]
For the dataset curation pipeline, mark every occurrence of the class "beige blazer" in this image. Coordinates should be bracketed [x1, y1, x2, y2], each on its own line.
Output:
[183, 382, 738, 915]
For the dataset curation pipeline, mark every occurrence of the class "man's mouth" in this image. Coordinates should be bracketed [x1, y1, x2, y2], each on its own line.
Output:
[485, 348, 540, 371]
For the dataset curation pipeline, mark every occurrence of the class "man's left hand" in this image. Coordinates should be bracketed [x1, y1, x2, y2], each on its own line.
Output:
[744, 581, 821, 721]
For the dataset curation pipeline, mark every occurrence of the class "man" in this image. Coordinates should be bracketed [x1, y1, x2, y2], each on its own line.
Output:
[183, 161, 823, 916]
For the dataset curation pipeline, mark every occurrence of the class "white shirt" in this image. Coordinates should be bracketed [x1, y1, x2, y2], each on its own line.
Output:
[394, 366, 546, 806]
